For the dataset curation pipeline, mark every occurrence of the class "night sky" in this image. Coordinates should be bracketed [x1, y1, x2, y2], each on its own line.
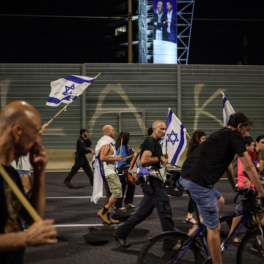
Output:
[1, 0, 264, 65]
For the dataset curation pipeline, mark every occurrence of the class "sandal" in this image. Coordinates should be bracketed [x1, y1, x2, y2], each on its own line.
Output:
[186, 217, 198, 225]
[125, 204, 136, 209]
[114, 207, 126, 211]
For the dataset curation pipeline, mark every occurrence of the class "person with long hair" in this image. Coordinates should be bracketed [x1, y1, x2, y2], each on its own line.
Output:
[115, 132, 136, 210]
[249, 135, 264, 178]
[186, 130, 206, 225]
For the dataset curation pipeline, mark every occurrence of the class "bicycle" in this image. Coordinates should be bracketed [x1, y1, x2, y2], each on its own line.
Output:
[137, 188, 264, 264]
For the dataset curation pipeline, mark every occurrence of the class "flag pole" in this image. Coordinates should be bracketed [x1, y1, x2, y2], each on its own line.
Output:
[0, 164, 41, 222]
[47, 72, 101, 124]
[186, 131, 191, 139]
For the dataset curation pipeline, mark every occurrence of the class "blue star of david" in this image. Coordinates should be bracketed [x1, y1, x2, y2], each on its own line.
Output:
[62, 84, 75, 96]
[167, 130, 179, 145]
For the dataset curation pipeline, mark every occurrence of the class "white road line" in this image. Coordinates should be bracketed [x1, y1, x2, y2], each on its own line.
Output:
[46, 195, 144, 199]
[46, 194, 188, 199]
[54, 224, 105, 227]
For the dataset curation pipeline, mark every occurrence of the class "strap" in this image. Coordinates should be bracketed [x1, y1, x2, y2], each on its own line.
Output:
[106, 144, 111, 155]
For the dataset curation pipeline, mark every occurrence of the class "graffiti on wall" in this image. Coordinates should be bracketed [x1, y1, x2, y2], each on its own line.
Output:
[193, 84, 225, 131]
[87, 84, 146, 136]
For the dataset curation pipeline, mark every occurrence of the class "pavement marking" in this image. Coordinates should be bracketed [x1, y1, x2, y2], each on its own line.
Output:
[46, 194, 188, 199]
[54, 224, 105, 227]
[46, 195, 143, 199]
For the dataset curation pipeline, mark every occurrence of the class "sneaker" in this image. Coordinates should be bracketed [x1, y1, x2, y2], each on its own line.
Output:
[113, 234, 130, 248]
[107, 213, 119, 224]
[97, 208, 111, 225]
[63, 181, 73, 187]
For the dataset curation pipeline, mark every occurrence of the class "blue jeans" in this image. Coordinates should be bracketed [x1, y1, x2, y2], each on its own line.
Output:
[115, 166, 135, 208]
[179, 177, 221, 229]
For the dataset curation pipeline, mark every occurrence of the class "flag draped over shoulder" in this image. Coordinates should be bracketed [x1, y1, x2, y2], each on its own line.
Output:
[163, 108, 187, 166]
[91, 136, 115, 204]
[46, 75, 95, 107]
[222, 91, 235, 127]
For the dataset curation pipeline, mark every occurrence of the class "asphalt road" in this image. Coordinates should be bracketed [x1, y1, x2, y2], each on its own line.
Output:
[24, 171, 247, 264]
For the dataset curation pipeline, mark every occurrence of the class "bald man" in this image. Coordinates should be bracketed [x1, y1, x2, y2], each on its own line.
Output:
[114, 120, 175, 248]
[95, 125, 122, 225]
[0, 101, 57, 263]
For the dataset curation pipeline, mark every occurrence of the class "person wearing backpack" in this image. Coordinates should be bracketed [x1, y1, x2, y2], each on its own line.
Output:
[114, 131, 135, 210]
[113, 120, 175, 248]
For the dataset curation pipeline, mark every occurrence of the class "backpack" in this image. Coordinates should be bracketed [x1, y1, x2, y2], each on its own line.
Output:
[127, 137, 160, 185]
[127, 150, 142, 184]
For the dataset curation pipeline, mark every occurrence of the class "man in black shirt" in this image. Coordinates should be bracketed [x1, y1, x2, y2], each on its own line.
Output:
[0, 101, 57, 264]
[64, 129, 94, 187]
[114, 120, 174, 248]
[180, 112, 264, 264]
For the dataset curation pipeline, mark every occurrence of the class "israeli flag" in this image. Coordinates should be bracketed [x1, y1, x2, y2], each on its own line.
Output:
[222, 91, 235, 127]
[163, 108, 187, 166]
[46, 75, 95, 107]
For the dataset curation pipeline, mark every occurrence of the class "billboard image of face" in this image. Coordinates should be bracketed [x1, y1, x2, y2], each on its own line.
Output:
[153, 0, 177, 63]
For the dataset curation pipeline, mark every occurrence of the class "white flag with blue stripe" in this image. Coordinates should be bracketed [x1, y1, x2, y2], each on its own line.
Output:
[222, 91, 235, 127]
[46, 75, 95, 107]
[163, 108, 187, 166]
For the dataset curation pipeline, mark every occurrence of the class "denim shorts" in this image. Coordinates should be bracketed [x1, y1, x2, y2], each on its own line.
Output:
[17, 170, 31, 177]
[179, 177, 221, 229]
[235, 194, 244, 211]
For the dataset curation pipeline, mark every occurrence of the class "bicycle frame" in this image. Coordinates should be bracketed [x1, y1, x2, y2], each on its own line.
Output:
[174, 209, 253, 263]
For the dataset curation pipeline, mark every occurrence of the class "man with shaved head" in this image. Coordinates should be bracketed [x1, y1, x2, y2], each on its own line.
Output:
[0, 101, 57, 263]
[92, 125, 122, 225]
[114, 120, 175, 248]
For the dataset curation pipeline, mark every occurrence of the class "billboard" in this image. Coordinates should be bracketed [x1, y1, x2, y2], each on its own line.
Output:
[153, 0, 177, 63]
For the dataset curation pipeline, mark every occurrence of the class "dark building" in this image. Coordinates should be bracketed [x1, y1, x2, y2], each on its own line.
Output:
[101, 0, 139, 63]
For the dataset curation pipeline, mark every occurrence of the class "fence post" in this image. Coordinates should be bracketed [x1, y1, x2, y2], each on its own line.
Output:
[177, 64, 181, 120]
[81, 64, 86, 129]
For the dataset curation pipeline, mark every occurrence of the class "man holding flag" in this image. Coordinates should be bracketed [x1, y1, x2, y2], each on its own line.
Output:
[0, 101, 57, 263]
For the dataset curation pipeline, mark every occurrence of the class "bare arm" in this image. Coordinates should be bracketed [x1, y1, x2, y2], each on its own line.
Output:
[225, 163, 237, 190]
[100, 145, 122, 162]
[0, 220, 57, 252]
[20, 142, 48, 223]
[259, 160, 264, 172]
[239, 151, 264, 197]
[123, 154, 134, 162]
[0, 232, 27, 252]
[140, 150, 168, 166]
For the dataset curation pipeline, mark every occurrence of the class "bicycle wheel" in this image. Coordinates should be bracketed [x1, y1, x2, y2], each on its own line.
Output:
[237, 228, 264, 264]
[137, 231, 203, 264]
